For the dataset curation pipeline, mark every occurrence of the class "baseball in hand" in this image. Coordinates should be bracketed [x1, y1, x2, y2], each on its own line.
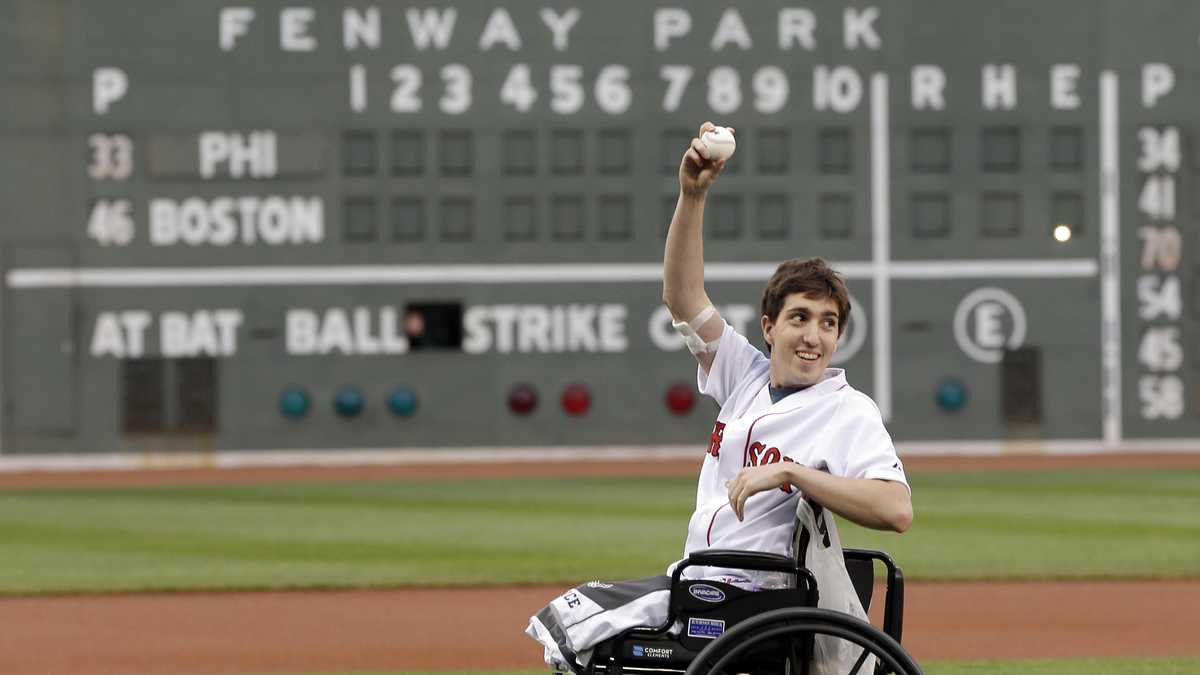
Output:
[701, 126, 736, 161]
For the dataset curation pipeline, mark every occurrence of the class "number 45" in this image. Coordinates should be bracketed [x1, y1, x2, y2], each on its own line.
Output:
[1137, 326, 1183, 372]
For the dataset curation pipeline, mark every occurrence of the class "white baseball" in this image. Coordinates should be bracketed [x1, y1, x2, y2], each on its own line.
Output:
[700, 126, 736, 161]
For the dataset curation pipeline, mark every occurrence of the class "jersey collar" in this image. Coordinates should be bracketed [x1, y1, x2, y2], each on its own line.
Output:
[764, 368, 848, 407]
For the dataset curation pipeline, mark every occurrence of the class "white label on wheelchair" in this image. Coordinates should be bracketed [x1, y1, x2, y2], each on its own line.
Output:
[631, 645, 674, 659]
[687, 617, 726, 640]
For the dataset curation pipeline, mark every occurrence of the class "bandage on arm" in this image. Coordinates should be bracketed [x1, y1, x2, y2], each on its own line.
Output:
[672, 304, 724, 356]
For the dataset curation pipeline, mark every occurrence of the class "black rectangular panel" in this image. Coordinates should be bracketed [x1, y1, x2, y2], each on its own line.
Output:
[176, 358, 217, 433]
[122, 358, 164, 434]
[1003, 347, 1042, 425]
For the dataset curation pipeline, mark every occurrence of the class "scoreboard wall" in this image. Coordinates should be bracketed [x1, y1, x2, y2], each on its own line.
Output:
[0, 0, 1196, 454]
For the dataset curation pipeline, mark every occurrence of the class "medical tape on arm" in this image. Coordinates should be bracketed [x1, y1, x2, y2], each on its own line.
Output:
[672, 305, 722, 355]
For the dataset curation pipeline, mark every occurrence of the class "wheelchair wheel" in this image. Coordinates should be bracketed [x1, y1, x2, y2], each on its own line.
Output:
[685, 607, 923, 675]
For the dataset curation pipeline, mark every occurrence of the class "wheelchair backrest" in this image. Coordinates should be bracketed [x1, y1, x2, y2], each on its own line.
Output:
[844, 554, 875, 611]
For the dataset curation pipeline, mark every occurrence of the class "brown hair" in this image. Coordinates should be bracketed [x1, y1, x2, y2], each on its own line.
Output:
[760, 257, 851, 337]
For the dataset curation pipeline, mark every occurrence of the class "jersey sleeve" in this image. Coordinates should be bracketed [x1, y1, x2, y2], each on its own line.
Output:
[822, 394, 909, 491]
[696, 322, 770, 407]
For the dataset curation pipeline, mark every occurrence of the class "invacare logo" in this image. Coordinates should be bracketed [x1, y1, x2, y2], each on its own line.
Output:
[688, 583, 726, 603]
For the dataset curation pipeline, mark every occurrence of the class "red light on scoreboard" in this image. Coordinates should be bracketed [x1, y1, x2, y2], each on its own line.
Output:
[508, 383, 538, 416]
[560, 383, 591, 416]
[664, 383, 695, 415]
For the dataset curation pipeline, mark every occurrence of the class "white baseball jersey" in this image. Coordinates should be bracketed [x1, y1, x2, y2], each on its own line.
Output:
[677, 322, 908, 583]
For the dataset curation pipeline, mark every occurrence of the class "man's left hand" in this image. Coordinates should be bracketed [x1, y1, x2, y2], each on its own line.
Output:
[726, 463, 799, 521]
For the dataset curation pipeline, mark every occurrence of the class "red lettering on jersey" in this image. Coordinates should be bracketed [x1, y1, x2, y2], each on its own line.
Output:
[747, 442, 783, 468]
[747, 442, 796, 493]
[707, 421, 726, 458]
[745, 441, 761, 466]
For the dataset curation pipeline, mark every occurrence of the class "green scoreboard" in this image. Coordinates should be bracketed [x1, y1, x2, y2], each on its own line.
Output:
[1, 0, 1197, 455]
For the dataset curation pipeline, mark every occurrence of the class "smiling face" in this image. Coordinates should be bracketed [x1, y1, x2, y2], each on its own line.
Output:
[761, 292, 841, 387]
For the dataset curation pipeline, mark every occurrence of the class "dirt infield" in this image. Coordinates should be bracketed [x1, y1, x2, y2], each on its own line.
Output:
[2, 454, 1198, 673]
[1, 580, 1198, 674]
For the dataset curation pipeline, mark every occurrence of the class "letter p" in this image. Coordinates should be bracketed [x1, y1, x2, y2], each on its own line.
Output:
[93, 67, 128, 114]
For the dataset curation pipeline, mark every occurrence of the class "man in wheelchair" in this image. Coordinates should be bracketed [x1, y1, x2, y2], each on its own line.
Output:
[526, 123, 915, 674]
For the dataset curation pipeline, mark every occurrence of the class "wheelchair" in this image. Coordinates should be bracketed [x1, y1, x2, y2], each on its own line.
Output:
[574, 507, 922, 675]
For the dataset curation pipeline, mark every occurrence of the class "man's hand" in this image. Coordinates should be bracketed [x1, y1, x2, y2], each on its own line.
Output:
[726, 463, 797, 521]
[679, 121, 733, 198]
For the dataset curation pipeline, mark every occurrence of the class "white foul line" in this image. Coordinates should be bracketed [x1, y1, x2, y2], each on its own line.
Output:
[1100, 72, 1122, 447]
[5, 259, 1098, 288]
[871, 73, 893, 421]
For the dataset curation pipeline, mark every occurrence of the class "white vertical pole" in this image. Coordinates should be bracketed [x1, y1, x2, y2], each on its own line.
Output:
[871, 73, 892, 420]
[1099, 71, 1122, 447]
[0, 255, 4, 455]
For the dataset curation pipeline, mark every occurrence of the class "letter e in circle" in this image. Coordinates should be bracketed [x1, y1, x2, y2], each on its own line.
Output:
[953, 287, 1027, 364]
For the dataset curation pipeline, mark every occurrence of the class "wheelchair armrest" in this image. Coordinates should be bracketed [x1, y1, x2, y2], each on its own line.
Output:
[683, 549, 801, 574]
[675, 549, 818, 598]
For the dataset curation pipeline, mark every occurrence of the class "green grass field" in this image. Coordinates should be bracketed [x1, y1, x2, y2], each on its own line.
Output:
[0, 467, 1197, 594]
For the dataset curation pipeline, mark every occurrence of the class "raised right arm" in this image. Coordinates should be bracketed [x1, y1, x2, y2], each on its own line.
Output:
[663, 122, 732, 372]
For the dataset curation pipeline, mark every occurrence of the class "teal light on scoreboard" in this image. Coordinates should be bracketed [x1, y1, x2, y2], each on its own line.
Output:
[279, 387, 311, 420]
[936, 379, 967, 414]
